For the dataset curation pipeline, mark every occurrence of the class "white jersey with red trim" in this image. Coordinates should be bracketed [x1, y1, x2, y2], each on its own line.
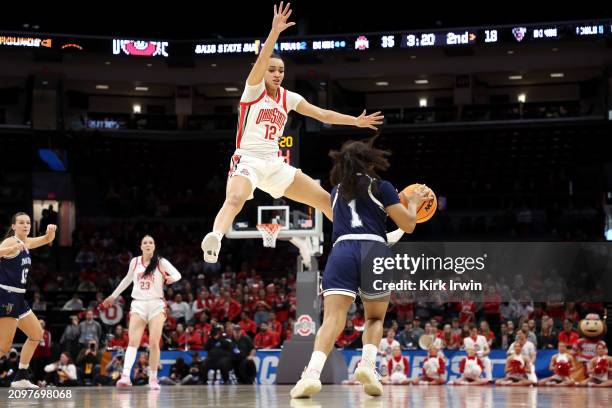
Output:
[235, 80, 304, 158]
[464, 335, 489, 356]
[111, 256, 181, 301]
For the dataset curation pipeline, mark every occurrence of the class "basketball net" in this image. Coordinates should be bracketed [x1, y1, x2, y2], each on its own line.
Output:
[256, 223, 282, 248]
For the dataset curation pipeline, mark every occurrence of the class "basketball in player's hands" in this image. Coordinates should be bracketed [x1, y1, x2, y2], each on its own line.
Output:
[399, 184, 437, 223]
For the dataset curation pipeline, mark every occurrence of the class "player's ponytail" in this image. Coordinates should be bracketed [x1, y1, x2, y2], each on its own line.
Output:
[143, 249, 161, 277]
[3, 212, 28, 240]
[329, 134, 391, 201]
[141, 235, 161, 277]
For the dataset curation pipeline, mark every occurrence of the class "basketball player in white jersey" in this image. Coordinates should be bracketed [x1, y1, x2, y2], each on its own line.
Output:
[102, 235, 181, 389]
[201, 2, 384, 263]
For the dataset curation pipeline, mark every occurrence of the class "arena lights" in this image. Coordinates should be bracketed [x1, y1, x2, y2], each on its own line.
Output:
[0, 36, 52, 48]
[112, 39, 169, 57]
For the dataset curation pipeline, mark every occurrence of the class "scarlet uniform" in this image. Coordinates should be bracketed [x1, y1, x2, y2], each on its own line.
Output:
[230, 80, 304, 199]
[422, 356, 446, 380]
[459, 356, 484, 380]
[388, 355, 409, 376]
[592, 356, 611, 382]
[508, 355, 527, 380]
[111, 256, 182, 321]
[553, 353, 572, 378]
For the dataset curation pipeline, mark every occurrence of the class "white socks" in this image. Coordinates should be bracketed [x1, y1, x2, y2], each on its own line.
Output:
[149, 367, 157, 380]
[305, 351, 327, 379]
[361, 344, 378, 366]
[122, 346, 138, 377]
[213, 231, 224, 240]
[19, 363, 29, 370]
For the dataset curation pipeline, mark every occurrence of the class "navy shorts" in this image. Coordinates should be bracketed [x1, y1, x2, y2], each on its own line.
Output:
[322, 240, 393, 301]
[0, 286, 31, 319]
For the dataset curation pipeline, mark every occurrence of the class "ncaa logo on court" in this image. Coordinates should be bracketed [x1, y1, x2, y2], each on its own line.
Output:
[294, 314, 315, 336]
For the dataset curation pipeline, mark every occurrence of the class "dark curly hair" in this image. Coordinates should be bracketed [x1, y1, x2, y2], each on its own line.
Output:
[329, 134, 391, 202]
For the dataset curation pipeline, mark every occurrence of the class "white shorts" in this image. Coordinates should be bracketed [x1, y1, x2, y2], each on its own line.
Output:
[229, 152, 297, 199]
[130, 299, 166, 322]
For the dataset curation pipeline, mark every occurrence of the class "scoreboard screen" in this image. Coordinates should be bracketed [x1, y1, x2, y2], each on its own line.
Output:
[0, 19, 610, 58]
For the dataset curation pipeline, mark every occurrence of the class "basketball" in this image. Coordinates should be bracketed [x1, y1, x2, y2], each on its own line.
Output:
[399, 184, 437, 223]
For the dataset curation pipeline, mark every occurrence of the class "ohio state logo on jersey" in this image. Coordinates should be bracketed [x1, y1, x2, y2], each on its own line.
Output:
[136, 272, 155, 282]
[256, 107, 287, 129]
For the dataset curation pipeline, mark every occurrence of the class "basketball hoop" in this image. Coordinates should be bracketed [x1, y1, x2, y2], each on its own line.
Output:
[256, 223, 283, 248]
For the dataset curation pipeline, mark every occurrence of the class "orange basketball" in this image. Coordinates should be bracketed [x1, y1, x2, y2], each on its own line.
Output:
[399, 184, 437, 223]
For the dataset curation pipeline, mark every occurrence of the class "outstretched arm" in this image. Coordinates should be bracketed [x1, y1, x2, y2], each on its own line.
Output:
[0, 240, 27, 257]
[246, 2, 295, 86]
[296, 99, 384, 130]
[103, 258, 136, 306]
[25, 224, 56, 249]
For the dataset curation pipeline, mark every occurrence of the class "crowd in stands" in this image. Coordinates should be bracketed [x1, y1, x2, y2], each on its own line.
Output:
[1, 214, 607, 387]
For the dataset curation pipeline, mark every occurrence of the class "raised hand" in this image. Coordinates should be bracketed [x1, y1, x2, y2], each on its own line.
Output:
[46, 224, 57, 235]
[355, 110, 384, 130]
[271, 2, 296, 34]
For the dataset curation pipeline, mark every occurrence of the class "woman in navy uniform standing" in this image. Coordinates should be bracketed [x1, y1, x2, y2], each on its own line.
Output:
[0, 212, 57, 388]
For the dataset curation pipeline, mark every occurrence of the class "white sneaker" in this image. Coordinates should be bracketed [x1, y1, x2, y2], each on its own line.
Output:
[354, 361, 383, 397]
[10, 379, 39, 389]
[201, 232, 222, 263]
[290, 369, 322, 399]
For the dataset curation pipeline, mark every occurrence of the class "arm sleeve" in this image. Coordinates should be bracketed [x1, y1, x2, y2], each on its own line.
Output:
[110, 258, 136, 298]
[160, 258, 182, 284]
[378, 181, 401, 207]
[241, 80, 266, 103]
[285, 90, 304, 112]
[66, 364, 78, 380]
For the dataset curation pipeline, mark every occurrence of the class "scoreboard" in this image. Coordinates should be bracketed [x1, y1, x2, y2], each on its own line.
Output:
[0, 20, 610, 58]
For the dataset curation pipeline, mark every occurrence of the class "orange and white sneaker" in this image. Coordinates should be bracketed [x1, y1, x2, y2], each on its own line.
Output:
[290, 368, 322, 399]
[354, 360, 383, 397]
[116, 374, 132, 388]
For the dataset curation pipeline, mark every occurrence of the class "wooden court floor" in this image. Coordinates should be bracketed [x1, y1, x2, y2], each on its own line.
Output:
[2, 384, 611, 407]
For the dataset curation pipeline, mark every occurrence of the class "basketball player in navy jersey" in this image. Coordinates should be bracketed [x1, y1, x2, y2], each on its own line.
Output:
[0, 212, 57, 388]
[291, 137, 432, 398]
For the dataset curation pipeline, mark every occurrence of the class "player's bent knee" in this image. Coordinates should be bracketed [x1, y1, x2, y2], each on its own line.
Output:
[226, 192, 247, 208]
